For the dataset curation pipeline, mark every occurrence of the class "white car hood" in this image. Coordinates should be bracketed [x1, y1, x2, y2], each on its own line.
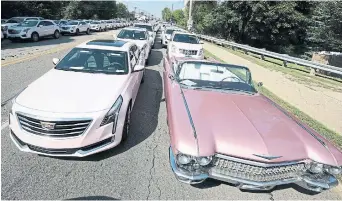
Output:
[16, 69, 129, 113]
[2, 23, 19, 27]
[172, 42, 203, 50]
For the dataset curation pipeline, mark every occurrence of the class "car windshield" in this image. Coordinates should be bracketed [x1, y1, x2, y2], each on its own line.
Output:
[91, 21, 99, 24]
[117, 29, 147, 40]
[173, 34, 199, 44]
[166, 29, 176, 35]
[134, 24, 152, 32]
[67, 21, 79, 25]
[55, 48, 129, 74]
[17, 20, 38, 27]
[175, 61, 256, 94]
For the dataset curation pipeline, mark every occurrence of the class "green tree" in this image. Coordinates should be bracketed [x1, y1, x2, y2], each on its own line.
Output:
[116, 2, 129, 18]
[172, 9, 185, 26]
[162, 7, 172, 21]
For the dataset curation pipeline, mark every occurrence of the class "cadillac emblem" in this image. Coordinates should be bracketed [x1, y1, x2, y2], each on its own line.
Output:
[40, 122, 56, 130]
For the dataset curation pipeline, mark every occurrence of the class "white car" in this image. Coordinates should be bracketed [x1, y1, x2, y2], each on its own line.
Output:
[162, 27, 180, 48]
[9, 39, 146, 157]
[116, 27, 151, 65]
[60, 20, 90, 35]
[133, 23, 155, 47]
[7, 20, 60, 42]
[105, 20, 113, 30]
[1, 17, 43, 38]
[167, 32, 204, 59]
[100, 21, 108, 31]
[90, 21, 105, 32]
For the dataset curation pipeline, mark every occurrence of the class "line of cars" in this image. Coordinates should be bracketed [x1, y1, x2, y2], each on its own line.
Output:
[6, 20, 342, 194]
[1, 17, 131, 42]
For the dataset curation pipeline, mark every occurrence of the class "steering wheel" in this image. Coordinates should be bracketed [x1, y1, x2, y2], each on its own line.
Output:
[220, 76, 241, 82]
[108, 62, 124, 69]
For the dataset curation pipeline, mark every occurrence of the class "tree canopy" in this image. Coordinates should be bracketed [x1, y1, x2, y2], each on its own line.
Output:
[1, 1, 124, 20]
[165, 1, 342, 56]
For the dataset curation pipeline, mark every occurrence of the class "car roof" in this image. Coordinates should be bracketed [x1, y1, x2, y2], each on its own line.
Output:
[122, 27, 147, 31]
[173, 31, 195, 36]
[77, 39, 133, 51]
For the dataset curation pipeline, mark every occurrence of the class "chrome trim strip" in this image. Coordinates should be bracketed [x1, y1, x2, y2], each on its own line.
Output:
[21, 125, 84, 136]
[16, 111, 93, 122]
[215, 153, 307, 167]
[19, 121, 88, 131]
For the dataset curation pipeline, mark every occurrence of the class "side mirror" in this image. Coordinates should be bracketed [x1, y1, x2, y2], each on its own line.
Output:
[199, 40, 204, 44]
[52, 58, 60, 65]
[38, 25, 43, 28]
[133, 64, 144, 72]
[257, 82, 263, 87]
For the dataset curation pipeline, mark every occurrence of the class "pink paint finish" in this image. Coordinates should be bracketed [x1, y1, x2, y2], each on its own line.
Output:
[164, 57, 342, 166]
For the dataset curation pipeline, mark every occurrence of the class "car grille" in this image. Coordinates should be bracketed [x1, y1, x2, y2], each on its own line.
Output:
[212, 156, 306, 182]
[16, 113, 92, 138]
[179, 49, 198, 56]
[62, 27, 69, 30]
[8, 29, 20, 34]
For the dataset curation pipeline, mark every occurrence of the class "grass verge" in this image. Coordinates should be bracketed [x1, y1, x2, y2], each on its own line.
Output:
[205, 43, 342, 92]
[204, 50, 342, 149]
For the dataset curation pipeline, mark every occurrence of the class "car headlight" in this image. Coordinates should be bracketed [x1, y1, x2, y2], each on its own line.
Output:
[325, 166, 342, 175]
[22, 28, 30, 33]
[100, 95, 123, 133]
[196, 156, 212, 166]
[177, 154, 191, 165]
[309, 162, 324, 173]
[198, 49, 204, 56]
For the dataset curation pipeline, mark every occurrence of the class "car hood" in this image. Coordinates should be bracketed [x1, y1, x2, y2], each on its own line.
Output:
[171, 42, 202, 50]
[173, 88, 342, 166]
[16, 69, 129, 113]
[2, 23, 19, 27]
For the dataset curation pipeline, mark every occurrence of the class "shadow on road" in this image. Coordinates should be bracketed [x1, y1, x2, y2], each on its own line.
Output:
[65, 195, 119, 200]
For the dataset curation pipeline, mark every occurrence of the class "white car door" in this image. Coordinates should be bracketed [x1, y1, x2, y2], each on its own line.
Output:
[43, 21, 55, 35]
[37, 21, 47, 36]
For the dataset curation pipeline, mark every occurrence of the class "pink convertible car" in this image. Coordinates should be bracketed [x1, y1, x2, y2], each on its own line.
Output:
[163, 56, 342, 193]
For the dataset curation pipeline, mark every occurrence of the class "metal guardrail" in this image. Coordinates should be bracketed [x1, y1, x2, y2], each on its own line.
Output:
[197, 34, 342, 75]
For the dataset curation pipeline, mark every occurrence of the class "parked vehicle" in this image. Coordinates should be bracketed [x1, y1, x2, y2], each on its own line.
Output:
[1, 17, 43, 38]
[133, 23, 155, 47]
[60, 20, 90, 35]
[163, 56, 342, 193]
[161, 27, 180, 48]
[54, 20, 68, 27]
[100, 20, 108, 31]
[116, 27, 151, 65]
[7, 20, 60, 42]
[105, 20, 113, 30]
[167, 32, 204, 59]
[90, 21, 105, 32]
[9, 39, 146, 157]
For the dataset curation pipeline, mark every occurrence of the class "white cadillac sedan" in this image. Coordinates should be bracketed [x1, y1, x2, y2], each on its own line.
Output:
[9, 40, 145, 157]
[116, 27, 151, 65]
[167, 32, 204, 59]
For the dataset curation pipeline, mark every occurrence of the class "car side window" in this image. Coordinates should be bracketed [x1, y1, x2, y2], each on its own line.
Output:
[44, 21, 54, 26]
[37, 21, 45, 27]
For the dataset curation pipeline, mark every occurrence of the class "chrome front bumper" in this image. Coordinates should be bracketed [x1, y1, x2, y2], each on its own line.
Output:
[169, 147, 338, 192]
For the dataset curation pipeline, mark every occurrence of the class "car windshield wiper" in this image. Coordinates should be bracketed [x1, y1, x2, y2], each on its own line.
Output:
[190, 85, 255, 94]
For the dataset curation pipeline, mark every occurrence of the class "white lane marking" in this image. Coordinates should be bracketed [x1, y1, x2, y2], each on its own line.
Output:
[1, 121, 9, 131]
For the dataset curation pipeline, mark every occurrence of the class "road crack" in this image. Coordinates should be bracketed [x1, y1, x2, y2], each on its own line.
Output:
[146, 144, 159, 200]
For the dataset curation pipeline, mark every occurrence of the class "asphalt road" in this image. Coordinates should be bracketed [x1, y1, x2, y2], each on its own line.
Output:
[1, 32, 341, 200]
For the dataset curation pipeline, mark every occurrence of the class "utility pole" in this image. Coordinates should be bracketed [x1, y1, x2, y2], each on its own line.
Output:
[188, 0, 193, 31]
[171, 3, 174, 23]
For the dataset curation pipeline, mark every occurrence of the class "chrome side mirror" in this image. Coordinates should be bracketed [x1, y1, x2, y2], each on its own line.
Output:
[257, 82, 263, 87]
[52, 58, 60, 65]
[168, 74, 175, 80]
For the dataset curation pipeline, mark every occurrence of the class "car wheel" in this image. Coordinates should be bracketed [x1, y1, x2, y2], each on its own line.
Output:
[86, 28, 90, 35]
[145, 58, 149, 65]
[121, 104, 131, 142]
[31, 32, 39, 42]
[75, 29, 79, 35]
[53, 30, 60, 39]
